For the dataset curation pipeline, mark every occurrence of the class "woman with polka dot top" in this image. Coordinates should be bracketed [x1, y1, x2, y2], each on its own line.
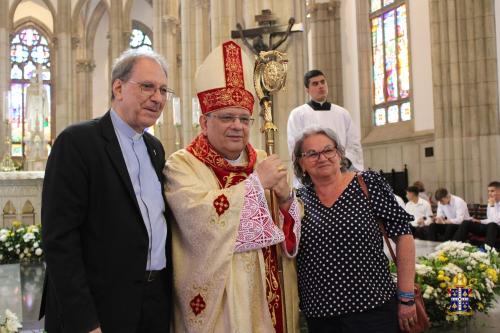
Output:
[292, 127, 417, 333]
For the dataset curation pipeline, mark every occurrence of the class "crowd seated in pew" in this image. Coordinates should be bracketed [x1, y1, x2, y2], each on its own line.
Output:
[407, 182, 500, 249]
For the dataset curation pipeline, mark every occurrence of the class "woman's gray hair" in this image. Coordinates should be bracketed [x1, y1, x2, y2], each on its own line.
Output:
[292, 126, 347, 185]
[110, 48, 169, 100]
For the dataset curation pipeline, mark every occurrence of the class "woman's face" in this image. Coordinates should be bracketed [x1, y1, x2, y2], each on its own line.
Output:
[299, 133, 341, 181]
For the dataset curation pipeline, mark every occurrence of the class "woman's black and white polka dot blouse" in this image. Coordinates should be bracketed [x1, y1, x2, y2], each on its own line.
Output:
[296, 171, 412, 318]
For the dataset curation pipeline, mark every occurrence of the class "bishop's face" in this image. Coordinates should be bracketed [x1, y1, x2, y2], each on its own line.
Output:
[200, 107, 252, 160]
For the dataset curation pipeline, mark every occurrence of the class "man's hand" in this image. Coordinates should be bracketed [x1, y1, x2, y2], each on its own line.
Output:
[416, 217, 425, 226]
[89, 327, 102, 333]
[434, 216, 446, 224]
[472, 218, 481, 223]
[255, 155, 287, 190]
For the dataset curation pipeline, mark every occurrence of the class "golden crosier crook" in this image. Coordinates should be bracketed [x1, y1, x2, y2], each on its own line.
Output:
[253, 49, 289, 332]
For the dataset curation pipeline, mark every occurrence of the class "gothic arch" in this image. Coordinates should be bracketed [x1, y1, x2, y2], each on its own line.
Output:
[13, 17, 53, 42]
[86, 1, 109, 57]
[8, 0, 56, 32]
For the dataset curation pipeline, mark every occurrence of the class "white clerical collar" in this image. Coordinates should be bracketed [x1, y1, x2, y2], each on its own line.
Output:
[225, 150, 247, 166]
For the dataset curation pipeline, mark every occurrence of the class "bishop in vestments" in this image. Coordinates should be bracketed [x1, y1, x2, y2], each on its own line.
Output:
[164, 40, 301, 333]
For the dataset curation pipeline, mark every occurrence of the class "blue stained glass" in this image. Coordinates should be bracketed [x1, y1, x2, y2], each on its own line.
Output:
[10, 64, 22, 79]
[24, 61, 36, 79]
[371, 2, 411, 126]
[21, 29, 39, 46]
[387, 105, 399, 123]
[371, 0, 382, 13]
[11, 44, 29, 63]
[375, 108, 386, 126]
[9, 27, 52, 158]
[130, 28, 153, 51]
[42, 67, 50, 80]
[11, 144, 22, 157]
[130, 29, 144, 47]
[32, 45, 50, 64]
[401, 102, 411, 121]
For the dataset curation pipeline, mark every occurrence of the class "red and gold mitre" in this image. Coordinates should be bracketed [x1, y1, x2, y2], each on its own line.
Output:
[195, 40, 255, 115]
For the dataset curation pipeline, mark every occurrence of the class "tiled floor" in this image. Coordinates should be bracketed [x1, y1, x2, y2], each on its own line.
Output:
[0, 240, 499, 332]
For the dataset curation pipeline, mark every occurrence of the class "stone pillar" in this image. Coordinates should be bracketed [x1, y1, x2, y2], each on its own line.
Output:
[0, 0, 9, 155]
[54, 0, 74, 134]
[210, 0, 236, 48]
[153, 0, 180, 154]
[109, 0, 127, 63]
[430, 0, 500, 202]
[75, 59, 95, 122]
[307, 0, 343, 105]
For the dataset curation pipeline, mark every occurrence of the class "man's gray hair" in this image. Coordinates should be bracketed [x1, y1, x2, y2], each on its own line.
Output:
[292, 126, 347, 185]
[110, 48, 169, 100]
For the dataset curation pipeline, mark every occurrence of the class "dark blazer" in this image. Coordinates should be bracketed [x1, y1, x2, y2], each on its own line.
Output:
[40, 111, 172, 333]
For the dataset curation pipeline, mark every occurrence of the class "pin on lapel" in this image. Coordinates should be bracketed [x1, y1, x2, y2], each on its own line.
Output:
[153, 149, 157, 156]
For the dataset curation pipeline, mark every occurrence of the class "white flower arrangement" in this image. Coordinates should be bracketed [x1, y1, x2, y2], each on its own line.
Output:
[414, 241, 500, 328]
[0, 309, 22, 333]
[0, 222, 43, 264]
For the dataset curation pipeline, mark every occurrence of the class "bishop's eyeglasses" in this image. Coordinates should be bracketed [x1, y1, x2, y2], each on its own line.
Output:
[205, 114, 255, 126]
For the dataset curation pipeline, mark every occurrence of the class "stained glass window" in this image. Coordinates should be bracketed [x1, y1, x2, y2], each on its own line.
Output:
[130, 28, 153, 51]
[9, 27, 51, 157]
[370, 0, 411, 126]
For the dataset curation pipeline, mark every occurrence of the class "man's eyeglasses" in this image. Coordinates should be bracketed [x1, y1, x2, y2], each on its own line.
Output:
[301, 146, 338, 161]
[206, 114, 255, 126]
[128, 80, 175, 100]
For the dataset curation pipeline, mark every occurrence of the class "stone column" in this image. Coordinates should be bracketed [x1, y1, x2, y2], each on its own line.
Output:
[210, 0, 236, 48]
[54, 0, 74, 134]
[307, 0, 343, 105]
[153, 0, 180, 154]
[75, 59, 95, 122]
[0, 0, 9, 155]
[430, 0, 500, 202]
[109, 0, 127, 63]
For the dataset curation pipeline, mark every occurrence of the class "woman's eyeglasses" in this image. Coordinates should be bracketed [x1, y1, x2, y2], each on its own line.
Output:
[301, 146, 338, 161]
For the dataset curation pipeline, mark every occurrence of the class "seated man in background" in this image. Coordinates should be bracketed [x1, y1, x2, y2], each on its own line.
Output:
[454, 181, 500, 248]
[428, 188, 471, 241]
[405, 186, 433, 239]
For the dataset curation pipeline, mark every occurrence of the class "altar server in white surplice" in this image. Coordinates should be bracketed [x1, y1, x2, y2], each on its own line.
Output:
[164, 41, 301, 333]
[287, 69, 363, 186]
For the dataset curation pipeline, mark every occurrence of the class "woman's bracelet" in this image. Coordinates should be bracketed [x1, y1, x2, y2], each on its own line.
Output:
[397, 290, 415, 299]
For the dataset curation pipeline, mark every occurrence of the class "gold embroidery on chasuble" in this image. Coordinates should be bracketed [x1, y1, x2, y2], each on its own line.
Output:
[263, 246, 284, 331]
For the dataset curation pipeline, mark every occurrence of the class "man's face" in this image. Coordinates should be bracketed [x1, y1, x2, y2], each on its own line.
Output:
[112, 58, 168, 133]
[200, 108, 252, 160]
[439, 195, 451, 205]
[487, 186, 500, 202]
[406, 191, 417, 201]
[306, 75, 329, 102]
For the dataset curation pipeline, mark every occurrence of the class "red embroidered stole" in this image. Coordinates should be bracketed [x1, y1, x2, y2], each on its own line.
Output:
[187, 134, 284, 333]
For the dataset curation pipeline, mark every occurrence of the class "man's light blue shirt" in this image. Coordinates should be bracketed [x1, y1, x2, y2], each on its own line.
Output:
[110, 110, 167, 270]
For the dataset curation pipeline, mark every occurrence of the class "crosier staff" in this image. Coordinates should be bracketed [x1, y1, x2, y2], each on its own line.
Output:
[254, 49, 289, 333]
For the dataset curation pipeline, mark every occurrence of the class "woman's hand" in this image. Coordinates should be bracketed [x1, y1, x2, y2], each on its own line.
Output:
[398, 302, 417, 332]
